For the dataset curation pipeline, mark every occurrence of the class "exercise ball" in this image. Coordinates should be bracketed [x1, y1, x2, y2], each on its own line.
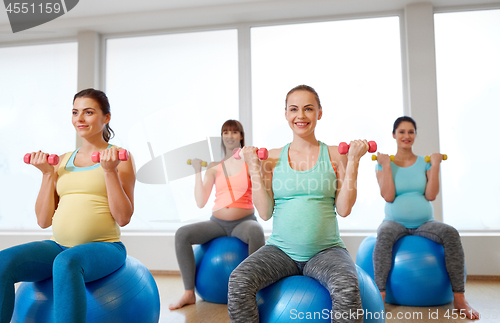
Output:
[356, 235, 377, 278]
[193, 236, 248, 304]
[356, 234, 456, 306]
[12, 256, 160, 323]
[256, 266, 384, 323]
[356, 266, 385, 322]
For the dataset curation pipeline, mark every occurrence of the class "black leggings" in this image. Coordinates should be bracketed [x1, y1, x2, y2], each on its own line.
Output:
[228, 245, 362, 323]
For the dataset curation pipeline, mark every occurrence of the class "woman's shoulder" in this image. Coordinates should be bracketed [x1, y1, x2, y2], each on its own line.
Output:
[267, 147, 284, 159]
[322, 142, 343, 161]
[206, 161, 221, 174]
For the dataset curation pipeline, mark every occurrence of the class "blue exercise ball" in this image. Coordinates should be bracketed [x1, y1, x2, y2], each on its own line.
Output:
[257, 276, 331, 322]
[356, 234, 456, 306]
[193, 236, 248, 304]
[12, 256, 160, 323]
[356, 235, 377, 279]
[356, 266, 385, 323]
[256, 266, 384, 323]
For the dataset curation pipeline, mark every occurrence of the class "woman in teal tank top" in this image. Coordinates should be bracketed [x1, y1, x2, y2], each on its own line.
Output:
[0, 89, 136, 323]
[373, 116, 478, 319]
[228, 85, 371, 323]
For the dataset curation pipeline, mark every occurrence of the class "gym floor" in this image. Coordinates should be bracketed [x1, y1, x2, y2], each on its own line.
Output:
[154, 274, 500, 323]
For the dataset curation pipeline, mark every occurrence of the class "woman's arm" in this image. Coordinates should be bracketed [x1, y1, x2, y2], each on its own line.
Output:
[375, 153, 396, 203]
[100, 148, 136, 227]
[33, 152, 63, 228]
[193, 160, 217, 208]
[331, 140, 369, 217]
[243, 147, 278, 221]
[425, 153, 442, 201]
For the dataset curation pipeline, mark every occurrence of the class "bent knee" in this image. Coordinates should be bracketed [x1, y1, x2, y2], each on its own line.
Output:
[53, 252, 83, 274]
[443, 225, 460, 240]
[175, 226, 195, 244]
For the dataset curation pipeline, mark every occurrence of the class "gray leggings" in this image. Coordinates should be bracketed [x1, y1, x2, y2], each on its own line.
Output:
[373, 220, 465, 293]
[228, 245, 362, 323]
[175, 214, 265, 290]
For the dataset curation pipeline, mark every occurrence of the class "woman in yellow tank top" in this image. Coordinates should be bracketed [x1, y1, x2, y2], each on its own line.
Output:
[0, 89, 135, 323]
[169, 119, 265, 310]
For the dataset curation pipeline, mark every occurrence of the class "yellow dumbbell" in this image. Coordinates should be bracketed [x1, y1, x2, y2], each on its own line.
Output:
[425, 155, 447, 163]
[371, 155, 395, 161]
[187, 159, 207, 167]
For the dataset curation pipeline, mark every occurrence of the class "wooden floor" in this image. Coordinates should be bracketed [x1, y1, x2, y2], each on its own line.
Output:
[155, 274, 500, 323]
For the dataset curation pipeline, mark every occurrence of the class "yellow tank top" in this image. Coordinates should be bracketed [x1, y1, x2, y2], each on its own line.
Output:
[51, 148, 121, 247]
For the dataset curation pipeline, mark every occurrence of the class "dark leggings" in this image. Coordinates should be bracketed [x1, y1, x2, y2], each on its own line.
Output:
[373, 220, 465, 293]
[228, 245, 362, 323]
[175, 214, 265, 290]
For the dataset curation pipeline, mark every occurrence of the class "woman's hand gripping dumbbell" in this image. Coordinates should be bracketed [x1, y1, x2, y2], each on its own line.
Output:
[24, 152, 59, 165]
[187, 159, 207, 167]
[91, 149, 129, 163]
[232, 147, 269, 161]
[372, 155, 395, 162]
[425, 154, 447, 163]
[338, 140, 377, 157]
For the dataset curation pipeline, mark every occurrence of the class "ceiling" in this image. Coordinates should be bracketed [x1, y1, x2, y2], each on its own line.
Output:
[1, 0, 499, 44]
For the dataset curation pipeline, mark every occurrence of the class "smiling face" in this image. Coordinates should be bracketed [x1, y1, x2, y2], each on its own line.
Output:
[285, 90, 322, 136]
[222, 129, 243, 151]
[393, 121, 416, 149]
[72, 97, 110, 140]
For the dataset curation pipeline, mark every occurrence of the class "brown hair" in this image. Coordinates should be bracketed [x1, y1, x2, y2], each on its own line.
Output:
[393, 116, 417, 134]
[74, 88, 114, 142]
[221, 120, 245, 157]
[285, 85, 322, 109]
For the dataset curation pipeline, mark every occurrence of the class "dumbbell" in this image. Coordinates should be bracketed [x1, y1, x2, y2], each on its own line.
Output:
[233, 147, 269, 161]
[372, 155, 395, 161]
[91, 149, 129, 163]
[338, 141, 377, 155]
[24, 153, 59, 165]
[371, 154, 447, 163]
[187, 159, 207, 167]
[425, 155, 447, 163]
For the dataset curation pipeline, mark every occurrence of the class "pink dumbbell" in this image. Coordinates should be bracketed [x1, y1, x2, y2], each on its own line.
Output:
[91, 149, 129, 163]
[233, 147, 269, 161]
[338, 141, 377, 155]
[24, 153, 59, 165]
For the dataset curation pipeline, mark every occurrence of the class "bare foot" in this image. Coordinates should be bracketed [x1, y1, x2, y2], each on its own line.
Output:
[453, 293, 480, 320]
[380, 291, 386, 305]
[169, 290, 196, 310]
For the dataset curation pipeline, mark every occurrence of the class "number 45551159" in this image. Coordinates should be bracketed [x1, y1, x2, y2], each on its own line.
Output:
[6, 3, 62, 14]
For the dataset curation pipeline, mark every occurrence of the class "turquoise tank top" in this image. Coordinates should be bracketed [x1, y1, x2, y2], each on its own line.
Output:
[266, 141, 345, 262]
[376, 156, 433, 228]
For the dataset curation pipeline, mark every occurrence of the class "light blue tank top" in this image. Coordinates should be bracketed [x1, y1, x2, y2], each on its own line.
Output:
[266, 141, 345, 262]
[376, 156, 433, 228]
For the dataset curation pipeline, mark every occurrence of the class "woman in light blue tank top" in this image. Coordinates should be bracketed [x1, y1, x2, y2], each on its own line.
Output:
[373, 116, 478, 319]
[228, 85, 372, 323]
